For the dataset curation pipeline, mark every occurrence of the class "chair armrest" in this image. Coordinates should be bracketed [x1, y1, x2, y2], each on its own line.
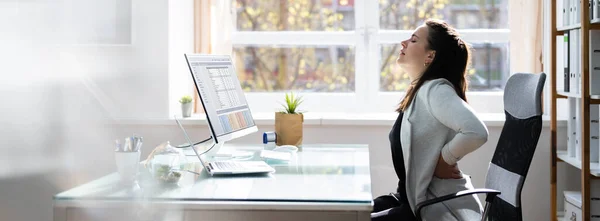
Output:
[415, 188, 500, 221]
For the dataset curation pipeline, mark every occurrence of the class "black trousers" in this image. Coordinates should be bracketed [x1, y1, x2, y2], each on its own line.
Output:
[372, 193, 416, 221]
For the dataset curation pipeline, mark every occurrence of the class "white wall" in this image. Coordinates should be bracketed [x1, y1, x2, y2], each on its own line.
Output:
[168, 0, 195, 117]
[0, 0, 169, 220]
[0, 0, 575, 220]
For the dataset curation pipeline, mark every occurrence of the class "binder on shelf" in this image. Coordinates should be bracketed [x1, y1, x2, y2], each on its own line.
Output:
[593, 179, 600, 198]
[571, 30, 580, 94]
[575, 29, 581, 95]
[575, 29, 583, 94]
[590, 30, 600, 95]
[591, 105, 599, 163]
[576, 99, 583, 161]
[564, 0, 569, 26]
[558, 35, 566, 93]
[596, 0, 600, 20]
[576, 0, 581, 24]
[590, 0, 598, 20]
[576, 0, 580, 23]
[565, 33, 571, 92]
[571, 0, 576, 25]
[569, 98, 577, 158]
[573, 29, 577, 94]
[591, 0, 595, 21]
[566, 0, 571, 26]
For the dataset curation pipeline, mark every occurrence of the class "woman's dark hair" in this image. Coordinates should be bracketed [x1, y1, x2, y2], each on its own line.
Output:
[397, 19, 471, 112]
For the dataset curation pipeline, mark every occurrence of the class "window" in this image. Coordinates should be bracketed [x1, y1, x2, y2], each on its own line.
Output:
[232, 0, 509, 114]
[233, 45, 356, 92]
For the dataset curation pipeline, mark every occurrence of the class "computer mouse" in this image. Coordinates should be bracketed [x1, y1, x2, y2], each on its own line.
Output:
[273, 145, 298, 153]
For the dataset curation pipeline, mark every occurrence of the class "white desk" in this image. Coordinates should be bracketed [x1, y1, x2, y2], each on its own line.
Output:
[53, 144, 373, 221]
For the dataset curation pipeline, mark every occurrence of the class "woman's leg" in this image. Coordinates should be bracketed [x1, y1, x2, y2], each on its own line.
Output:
[372, 204, 416, 221]
[373, 194, 400, 213]
[372, 194, 416, 221]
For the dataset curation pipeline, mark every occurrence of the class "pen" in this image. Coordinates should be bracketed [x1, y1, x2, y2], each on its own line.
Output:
[124, 137, 131, 152]
[115, 139, 121, 152]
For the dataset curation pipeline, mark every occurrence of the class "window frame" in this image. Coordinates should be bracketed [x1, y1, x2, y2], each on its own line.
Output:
[228, 0, 510, 114]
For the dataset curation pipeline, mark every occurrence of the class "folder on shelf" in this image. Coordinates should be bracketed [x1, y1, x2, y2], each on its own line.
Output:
[577, 29, 581, 94]
[568, 0, 572, 26]
[576, 99, 583, 161]
[592, 180, 600, 198]
[596, 0, 600, 20]
[568, 98, 577, 158]
[572, 29, 577, 95]
[578, 29, 582, 94]
[575, 29, 583, 94]
[590, 30, 600, 95]
[574, 0, 580, 24]
[590, 0, 598, 20]
[590, 0, 595, 21]
[569, 0, 573, 25]
[565, 33, 571, 92]
[571, 30, 579, 94]
[590, 104, 599, 163]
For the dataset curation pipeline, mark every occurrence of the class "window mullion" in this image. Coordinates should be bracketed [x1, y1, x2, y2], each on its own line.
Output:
[353, 0, 368, 112]
[365, 0, 380, 112]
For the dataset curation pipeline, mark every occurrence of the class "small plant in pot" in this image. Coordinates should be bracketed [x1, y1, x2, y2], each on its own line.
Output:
[179, 95, 193, 118]
[275, 92, 304, 147]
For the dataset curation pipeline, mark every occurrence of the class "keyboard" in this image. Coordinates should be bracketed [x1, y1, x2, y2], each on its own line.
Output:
[211, 161, 246, 171]
[208, 161, 274, 174]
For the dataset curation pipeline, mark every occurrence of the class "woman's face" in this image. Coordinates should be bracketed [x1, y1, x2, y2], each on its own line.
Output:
[396, 24, 434, 78]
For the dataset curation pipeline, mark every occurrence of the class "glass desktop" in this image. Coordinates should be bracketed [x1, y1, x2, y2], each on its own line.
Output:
[54, 144, 372, 205]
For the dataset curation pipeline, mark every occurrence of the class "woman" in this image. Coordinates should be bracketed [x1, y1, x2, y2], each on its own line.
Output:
[372, 19, 489, 221]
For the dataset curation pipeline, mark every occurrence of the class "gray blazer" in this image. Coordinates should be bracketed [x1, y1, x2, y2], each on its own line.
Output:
[400, 79, 489, 221]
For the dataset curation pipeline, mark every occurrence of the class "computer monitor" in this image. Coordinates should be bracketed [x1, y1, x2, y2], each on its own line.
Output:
[183, 54, 257, 145]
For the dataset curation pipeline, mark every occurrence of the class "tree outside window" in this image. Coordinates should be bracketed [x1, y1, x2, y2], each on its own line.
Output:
[233, 0, 509, 93]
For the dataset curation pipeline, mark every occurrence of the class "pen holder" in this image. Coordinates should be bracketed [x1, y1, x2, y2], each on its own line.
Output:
[115, 150, 141, 184]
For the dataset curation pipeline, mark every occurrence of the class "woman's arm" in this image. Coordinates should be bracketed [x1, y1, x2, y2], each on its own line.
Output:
[426, 81, 489, 165]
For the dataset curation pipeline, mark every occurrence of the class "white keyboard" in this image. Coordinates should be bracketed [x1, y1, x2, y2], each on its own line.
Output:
[208, 161, 273, 172]
[212, 161, 246, 171]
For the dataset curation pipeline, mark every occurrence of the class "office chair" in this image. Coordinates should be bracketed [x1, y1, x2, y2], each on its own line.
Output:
[372, 73, 546, 221]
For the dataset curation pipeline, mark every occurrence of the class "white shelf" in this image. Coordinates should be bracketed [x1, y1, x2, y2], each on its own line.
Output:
[557, 150, 600, 177]
[558, 23, 582, 32]
[557, 91, 581, 98]
[556, 91, 600, 101]
[560, 19, 600, 29]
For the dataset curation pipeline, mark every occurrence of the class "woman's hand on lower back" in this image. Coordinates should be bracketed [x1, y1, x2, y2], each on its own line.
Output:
[434, 155, 462, 179]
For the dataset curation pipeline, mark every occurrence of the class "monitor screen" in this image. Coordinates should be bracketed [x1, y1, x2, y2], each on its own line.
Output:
[184, 54, 257, 143]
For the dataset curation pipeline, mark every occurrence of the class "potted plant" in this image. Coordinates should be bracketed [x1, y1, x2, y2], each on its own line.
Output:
[275, 92, 304, 147]
[179, 95, 193, 118]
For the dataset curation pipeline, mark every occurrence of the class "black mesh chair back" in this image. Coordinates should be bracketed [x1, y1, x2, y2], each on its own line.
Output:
[483, 72, 546, 221]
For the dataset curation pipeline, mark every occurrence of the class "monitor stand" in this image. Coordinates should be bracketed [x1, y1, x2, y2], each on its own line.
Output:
[180, 136, 254, 160]
[207, 141, 254, 160]
[173, 116, 254, 160]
